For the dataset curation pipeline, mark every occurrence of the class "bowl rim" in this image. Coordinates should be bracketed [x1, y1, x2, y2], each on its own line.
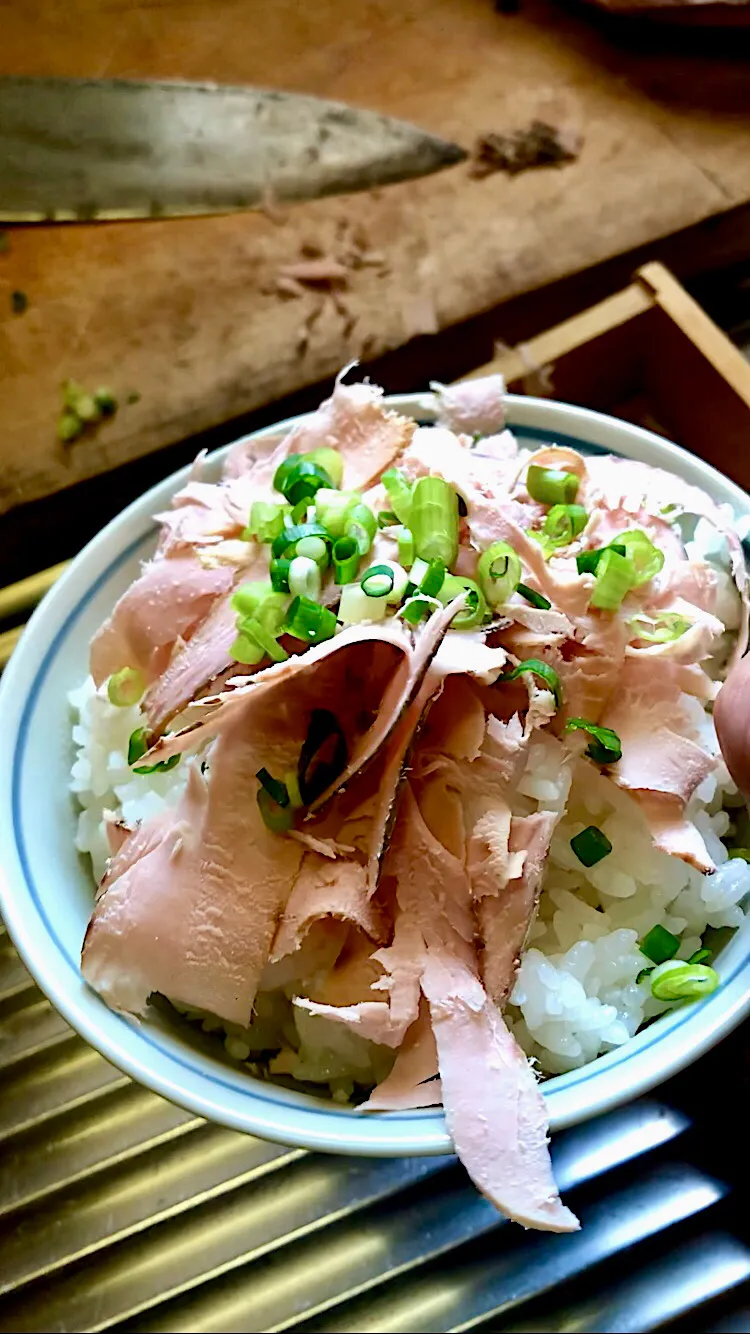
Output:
[1, 390, 749, 1156]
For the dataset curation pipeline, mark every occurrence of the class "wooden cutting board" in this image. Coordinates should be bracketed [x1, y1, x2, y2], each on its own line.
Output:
[2, 0, 750, 516]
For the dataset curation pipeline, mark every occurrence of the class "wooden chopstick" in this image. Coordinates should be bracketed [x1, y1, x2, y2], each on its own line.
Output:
[0, 560, 70, 625]
[0, 625, 23, 670]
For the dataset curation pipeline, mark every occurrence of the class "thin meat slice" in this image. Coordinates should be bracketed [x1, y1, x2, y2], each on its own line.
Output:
[637, 794, 713, 873]
[363, 999, 441, 1110]
[270, 857, 384, 966]
[422, 948, 579, 1232]
[90, 556, 234, 686]
[276, 375, 415, 491]
[477, 811, 560, 1006]
[430, 374, 506, 436]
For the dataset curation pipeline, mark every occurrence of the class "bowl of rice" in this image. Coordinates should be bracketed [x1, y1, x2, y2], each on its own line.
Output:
[1, 375, 749, 1233]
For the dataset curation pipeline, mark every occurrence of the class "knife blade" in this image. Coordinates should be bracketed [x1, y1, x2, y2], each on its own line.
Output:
[0, 76, 466, 223]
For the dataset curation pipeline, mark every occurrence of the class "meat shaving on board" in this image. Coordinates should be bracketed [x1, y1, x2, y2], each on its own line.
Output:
[80, 370, 748, 1235]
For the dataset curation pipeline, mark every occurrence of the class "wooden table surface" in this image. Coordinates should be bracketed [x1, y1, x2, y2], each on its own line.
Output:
[2, 0, 750, 516]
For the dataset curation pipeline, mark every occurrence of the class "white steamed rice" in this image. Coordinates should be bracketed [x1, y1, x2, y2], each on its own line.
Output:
[69, 669, 750, 1089]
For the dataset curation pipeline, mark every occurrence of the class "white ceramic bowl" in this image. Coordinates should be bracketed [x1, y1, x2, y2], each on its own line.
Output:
[2, 394, 749, 1156]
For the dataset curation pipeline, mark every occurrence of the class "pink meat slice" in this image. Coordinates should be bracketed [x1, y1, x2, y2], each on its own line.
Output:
[90, 556, 234, 686]
[82, 701, 307, 1023]
[363, 999, 442, 1111]
[431, 374, 507, 436]
[270, 857, 384, 965]
[142, 588, 246, 736]
[421, 948, 579, 1232]
[274, 376, 415, 491]
[477, 812, 560, 1006]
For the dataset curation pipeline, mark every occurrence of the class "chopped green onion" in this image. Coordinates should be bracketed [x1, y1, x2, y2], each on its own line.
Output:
[640, 924, 680, 965]
[542, 503, 588, 546]
[332, 535, 361, 585]
[382, 560, 409, 604]
[361, 564, 395, 598]
[438, 575, 487, 630]
[378, 510, 400, 529]
[273, 454, 302, 495]
[344, 502, 377, 556]
[614, 530, 664, 587]
[128, 727, 180, 774]
[295, 534, 329, 569]
[272, 522, 330, 561]
[570, 825, 612, 867]
[564, 718, 622, 765]
[256, 767, 290, 807]
[236, 618, 289, 663]
[289, 556, 321, 600]
[381, 468, 413, 524]
[409, 557, 430, 587]
[315, 488, 361, 537]
[257, 786, 295, 832]
[526, 465, 580, 506]
[107, 667, 145, 707]
[478, 541, 521, 606]
[576, 543, 626, 576]
[230, 634, 266, 665]
[628, 612, 691, 644]
[280, 460, 334, 507]
[410, 476, 459, 567]
[400, 595, 437, 625]
[306, 446, 344, 489]
[517, 583, 551, 610]
[286, 595, 337, 644]
[688, 947, 711, 966]
[231, 581, 275, 619]
[502, 658, 561, 706]
[245, 500, 286, 543]
[284, 769, 304, 808]
[270, 558, 291, 593]
[589, 547, 635, 611]
[397, 527, 415, 569]
[636, 966, 654, 984]
[338, 582, 387, 623]
[419, 559, 446, 598]
[649, 960, 719, 1002]
[298, 709, 347, 804]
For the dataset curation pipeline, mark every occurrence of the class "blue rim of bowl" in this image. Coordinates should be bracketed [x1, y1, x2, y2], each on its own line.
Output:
[2, 395, 749, 1154]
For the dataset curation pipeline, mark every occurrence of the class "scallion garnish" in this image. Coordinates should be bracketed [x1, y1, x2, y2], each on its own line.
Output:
[564, 718, 622, 765]
[315, 488, 361, 537]
[344, 502, 377, 556]
[231, 581, 275, 619]
[257, 786, 295, 832]
[381, 468, 413, 524]
[397, 526, 415, 569]
[502, 658, 561, 706]
[295, 534, 329, 570]
[438, 575, 487, 630]
[332, 535, 361, 585]
[378, 510, 400, 529]
[288, 555, 321, 600]
[270, 558, 292, 593]
[589, 547, 635, 611]
[271, 522, 330, 561]
[277, 459, 333, 507]
[361, 564, 396, 598]
[517, 583, 552, 610]
[576, 543, 626, 575]
[542, 503, 588, 546]
[628, 612, 691, 644]
[526, 465, 580, 506]
[570, 825, 612, 867]
[245, 500, 286, 543]
[420, 558, 446, 598]
[688, 947, 711, 966]
[410, 476, 459, 567]
[107, 666, 145, 708]
[640, 924, 680, 964]
[478, 541, 522, 606]
[306, 446, 344, 489]
[400, 595, 437, 625]
[235, 617, 289, 663]
[649, 961, 719, 1002]
[230, 634, 266, 665]
[338, 582, 387, 623]
[128, 727, 181, 774]
[284, 769, 304, 808]
[298, 709, 348, 804]
[286, 595, 337, 644]
[273, 454, 302, 494]
[614, 530, 664, 587]
[256, 767, 290, 807]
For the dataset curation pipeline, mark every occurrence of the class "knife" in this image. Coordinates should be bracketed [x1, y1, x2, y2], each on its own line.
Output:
[0, 76, 466, 223]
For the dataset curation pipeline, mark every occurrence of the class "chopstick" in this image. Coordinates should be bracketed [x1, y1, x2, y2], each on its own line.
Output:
[0, 561, 70, 670]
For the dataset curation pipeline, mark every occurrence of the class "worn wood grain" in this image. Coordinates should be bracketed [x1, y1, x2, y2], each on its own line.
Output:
[1, 0, 750, 514]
